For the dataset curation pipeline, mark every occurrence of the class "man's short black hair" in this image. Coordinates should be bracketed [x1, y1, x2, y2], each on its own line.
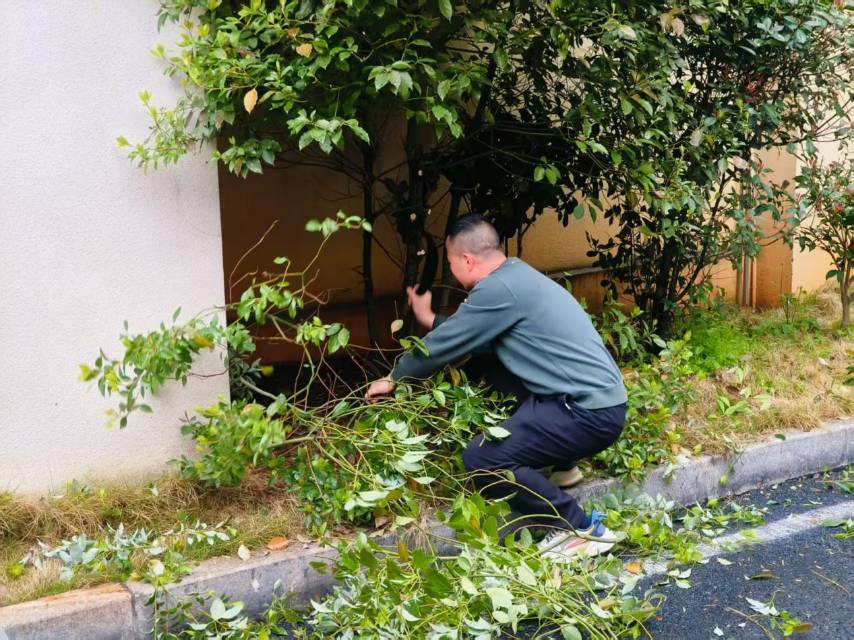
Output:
[446, 214, 500, 256]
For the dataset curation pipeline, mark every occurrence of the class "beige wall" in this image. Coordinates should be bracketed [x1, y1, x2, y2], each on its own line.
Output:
[753, 148, 797, 307]
[791, 138, 843, 293]
[0, 2, 228, 494]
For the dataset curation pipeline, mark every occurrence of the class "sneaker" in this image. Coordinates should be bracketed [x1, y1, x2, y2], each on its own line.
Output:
[537, 510, 620, 562]
[549, 466, 584, 488]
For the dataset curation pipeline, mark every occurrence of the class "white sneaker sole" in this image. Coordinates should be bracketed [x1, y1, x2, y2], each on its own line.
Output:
[550, 466, 584, 488]
[543, 538, 615, 562]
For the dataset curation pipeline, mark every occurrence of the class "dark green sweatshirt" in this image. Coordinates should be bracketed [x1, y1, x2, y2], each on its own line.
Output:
[391, 258, 627, 410]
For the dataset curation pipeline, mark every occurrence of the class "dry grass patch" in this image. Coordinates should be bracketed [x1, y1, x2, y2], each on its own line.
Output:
[0, 473, 300, 605]
[675, 290, 852, 455]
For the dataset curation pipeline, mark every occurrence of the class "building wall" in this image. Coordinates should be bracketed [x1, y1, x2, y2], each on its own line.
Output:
[754, 148, 797, 308]
[791, 138, 841, 294]
[0, 2, 228, 494]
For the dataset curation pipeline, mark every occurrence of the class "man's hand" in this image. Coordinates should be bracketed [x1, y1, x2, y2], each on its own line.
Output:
[366, 375, 396, 400]
[407, 286, 436, 330]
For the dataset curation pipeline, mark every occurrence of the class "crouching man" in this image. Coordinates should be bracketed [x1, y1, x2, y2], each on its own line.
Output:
[366, 214, 627, 560]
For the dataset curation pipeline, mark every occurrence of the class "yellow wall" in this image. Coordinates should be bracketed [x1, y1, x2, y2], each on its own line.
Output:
[753, 147, 796, 308]
[791, 138, 843, 294]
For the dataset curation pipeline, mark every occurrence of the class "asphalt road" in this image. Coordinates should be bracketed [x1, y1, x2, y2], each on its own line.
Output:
[297, 469, 853, 639]
[641, 470, 853, 640]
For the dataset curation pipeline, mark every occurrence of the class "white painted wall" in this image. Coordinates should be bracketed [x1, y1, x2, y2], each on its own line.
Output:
[0, 2, 228, 493]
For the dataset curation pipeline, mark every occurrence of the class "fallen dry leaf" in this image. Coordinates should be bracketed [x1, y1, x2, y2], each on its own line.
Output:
[243, 88, 258, 114]
[266, 537, 291, 551]
[625, 561, 643, 574]
[237, 544, 251, 561]
[296, 43, 313, 57]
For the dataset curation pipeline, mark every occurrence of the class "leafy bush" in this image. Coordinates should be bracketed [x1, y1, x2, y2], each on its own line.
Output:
[595, 336, 695, 481]
[176, 375, 511, 535]
[592, 294, 653, 366]
[794, 157, 853, 328]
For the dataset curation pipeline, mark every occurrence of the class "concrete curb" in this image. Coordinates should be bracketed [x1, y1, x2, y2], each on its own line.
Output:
[2, 418, 851, 639]
[0, 585, 134, 640]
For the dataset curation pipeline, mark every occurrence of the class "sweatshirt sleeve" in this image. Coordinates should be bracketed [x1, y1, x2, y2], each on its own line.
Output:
[391, 278, 519, 381]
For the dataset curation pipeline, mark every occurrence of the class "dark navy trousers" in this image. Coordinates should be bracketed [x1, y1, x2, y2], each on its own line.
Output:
[461, 356, 625, 530]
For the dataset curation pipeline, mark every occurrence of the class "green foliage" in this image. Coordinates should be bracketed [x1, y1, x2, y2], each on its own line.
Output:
[19, 521, 231, 586]
[189, 376, 513, 535]
[681, 310, 751, 372]
[589, 294, 652, 366]
[586, 0, 852, 337]
[300, 493, 657, 640]
[176, 399, 296, 487]
[821, 517, 854, 540]
[594, 491, 768, 570]
[596, 335, 695, 480]
[744, 595, 814, 637]
[153, 592, 297, 640]
[127, 1, 852, 348]
[794, 156, 853, 327]
[79, 314, 230, 429]
[81, 215, 366, 429]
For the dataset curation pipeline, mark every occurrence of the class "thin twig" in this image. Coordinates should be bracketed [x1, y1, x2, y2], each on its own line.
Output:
[723, 607, 774, 640]
[229, 220, 279, 300]
[811, 568, 849, 594]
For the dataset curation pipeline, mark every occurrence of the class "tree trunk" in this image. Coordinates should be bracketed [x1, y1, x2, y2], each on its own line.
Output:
[648, 232, 678, 340]
[400, 121, 429, 334]
[360, 147, 379, 347]
[438, 188, 463, 311]
[402, 121, 425, 290]
[842, 264, 850, 328]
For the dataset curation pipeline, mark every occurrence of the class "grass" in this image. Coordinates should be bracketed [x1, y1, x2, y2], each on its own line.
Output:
[674, 287, 852, 455]
[0, 474, 299, 605]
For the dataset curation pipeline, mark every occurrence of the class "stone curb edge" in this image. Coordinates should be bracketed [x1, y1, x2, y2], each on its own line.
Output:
[1, 418, 851, 639]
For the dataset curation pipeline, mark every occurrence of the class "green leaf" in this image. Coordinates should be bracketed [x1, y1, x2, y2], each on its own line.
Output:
[350, 125, 370, 143]
[561, 626, 583, 640]
[400, 607, 420, 622]
[516, 562, 537, 586]
[437, 80, 451, 100]
[438, 0, 452, 21]
[374, 72, 389, 90]
[821, 518, 846, 528]
[486, 426, 511, 439]
[460, 576, 479, 595]
[620, 96, 633, 115]
[358, 489, 390, 503]
[485, 586, 513, 611]
[210, 598, 226, 620]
